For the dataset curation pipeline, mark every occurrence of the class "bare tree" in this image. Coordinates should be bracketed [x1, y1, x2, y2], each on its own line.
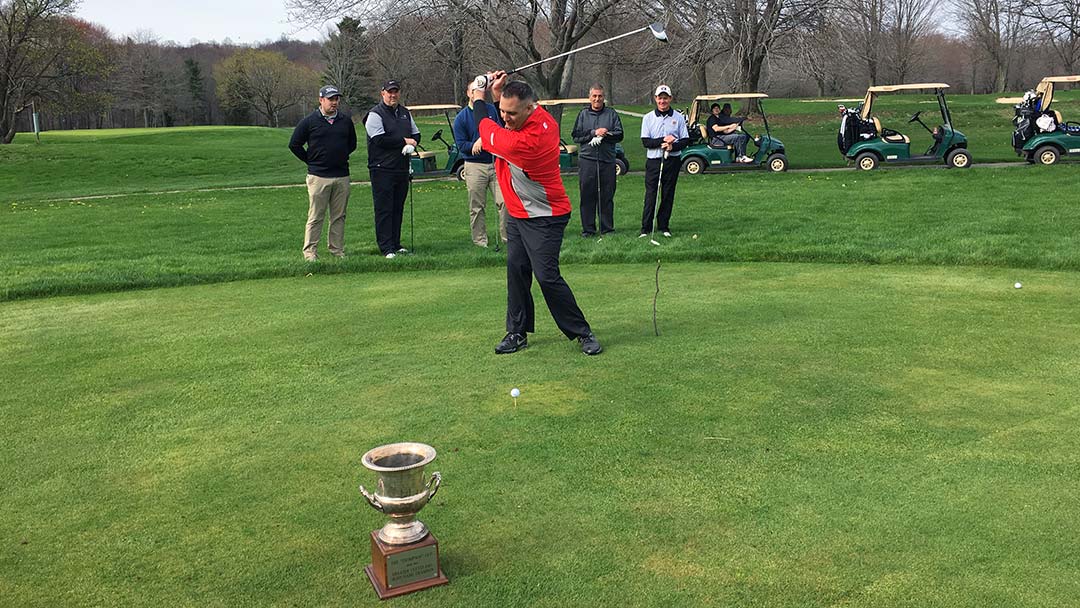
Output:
[0, 0, 79, 143]
[214, 49, 318, 127]
[1019, 0, 1080, 72]
[784, 4, 849, 96]
[884, 0, 940, 83]
[322, 16, 376, 108]
[842, 0, 887, 86]
[956, 0, 1030, 92]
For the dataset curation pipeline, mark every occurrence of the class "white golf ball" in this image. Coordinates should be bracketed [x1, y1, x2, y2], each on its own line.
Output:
[1014, 282, 1022, 289]
[510, 388, 520, 398]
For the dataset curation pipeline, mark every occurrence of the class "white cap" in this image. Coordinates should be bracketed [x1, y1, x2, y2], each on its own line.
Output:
[654, 85, 672, 97]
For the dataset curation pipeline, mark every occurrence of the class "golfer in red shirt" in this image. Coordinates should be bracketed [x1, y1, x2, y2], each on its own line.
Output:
[471, 72, 601, 356]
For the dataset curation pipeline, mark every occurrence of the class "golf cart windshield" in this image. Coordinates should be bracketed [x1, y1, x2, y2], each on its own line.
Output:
[860, 83, 952, 128]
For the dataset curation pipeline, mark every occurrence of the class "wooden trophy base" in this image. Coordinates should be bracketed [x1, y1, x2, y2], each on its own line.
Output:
[365, 530, 449, 600]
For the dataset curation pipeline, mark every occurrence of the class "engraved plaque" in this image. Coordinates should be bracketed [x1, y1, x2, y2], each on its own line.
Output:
[386, 543, 438, 587]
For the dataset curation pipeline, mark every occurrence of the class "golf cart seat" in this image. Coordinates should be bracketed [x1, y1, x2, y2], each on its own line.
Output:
[562, 144, 579, 154]
[873, 117, 909, 144]
[699, 124, 737, 151]
[1055, 110, 1064, 124]
[413, 150, 437, 159]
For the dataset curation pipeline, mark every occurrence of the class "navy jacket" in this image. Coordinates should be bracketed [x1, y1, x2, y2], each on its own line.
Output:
[288, 110, 357, 178]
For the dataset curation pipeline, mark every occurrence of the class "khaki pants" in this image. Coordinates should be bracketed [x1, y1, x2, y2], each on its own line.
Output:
[303, 174, 351, 258]
[463, 162, 507, 246]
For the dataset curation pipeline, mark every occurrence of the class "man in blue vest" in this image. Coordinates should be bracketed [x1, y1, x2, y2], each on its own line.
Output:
[453, 82, 506, 248]
[365, 80, 421, 258]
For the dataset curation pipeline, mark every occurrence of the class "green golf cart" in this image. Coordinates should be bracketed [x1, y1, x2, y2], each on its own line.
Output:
[408, 104, 466, 179]
[537, 98, 630, 175]
[838, 83, 971, 170]
[1003, 75, 1080, 165]
[680, 93, 788, 173]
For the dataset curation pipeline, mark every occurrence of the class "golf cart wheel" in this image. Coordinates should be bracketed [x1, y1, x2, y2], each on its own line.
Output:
[682, 156, 706, 175]
[946, 148, 972, 169]
[766, 153, 788, 172]
[855, 152, 878, 171]
[1034, 145, 1060, 166]
[454, 163, 466, 181]
[614, 158, 629, 177]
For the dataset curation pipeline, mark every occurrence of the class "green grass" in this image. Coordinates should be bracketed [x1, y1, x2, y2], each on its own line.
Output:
[5, 91, 1079, 202]
[2, 263, 1078, 607]
[4, 109, 1080, 606]
[4, 166, 1080, 301]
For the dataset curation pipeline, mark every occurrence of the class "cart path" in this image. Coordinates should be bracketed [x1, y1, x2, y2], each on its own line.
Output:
[39, 162, 1026, 203]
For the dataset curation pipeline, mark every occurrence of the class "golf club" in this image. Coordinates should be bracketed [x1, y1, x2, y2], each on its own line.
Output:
[649, 150, 668, 246]
[409, 166, 415, 253]
[473, 23, 667, 90]
[595, 156, 602, 241]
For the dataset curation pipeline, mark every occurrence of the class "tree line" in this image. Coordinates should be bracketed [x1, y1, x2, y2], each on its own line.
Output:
[3, 0, 1079, 142]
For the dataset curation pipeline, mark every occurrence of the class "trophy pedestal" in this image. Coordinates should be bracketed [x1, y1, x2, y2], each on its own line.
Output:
[364, 530, 449, 600]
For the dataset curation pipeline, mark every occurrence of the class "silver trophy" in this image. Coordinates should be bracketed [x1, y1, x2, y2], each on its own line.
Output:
[359, 442, 442, 545]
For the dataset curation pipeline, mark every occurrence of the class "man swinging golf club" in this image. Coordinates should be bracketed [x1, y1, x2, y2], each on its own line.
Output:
[471, 71, 602, 356]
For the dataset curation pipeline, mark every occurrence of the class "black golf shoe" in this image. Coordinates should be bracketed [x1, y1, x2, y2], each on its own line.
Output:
[495, 332, 528, 354]
[578, 332, 602, 356]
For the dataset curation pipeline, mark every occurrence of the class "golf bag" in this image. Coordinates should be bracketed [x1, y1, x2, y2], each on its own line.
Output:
[838, 106, 875, 154]
[1012, 91, 1040, 151]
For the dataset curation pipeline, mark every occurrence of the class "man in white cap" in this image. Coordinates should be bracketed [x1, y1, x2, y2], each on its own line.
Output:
[639, 84, 689, 238]
[288, 85, 357, 261]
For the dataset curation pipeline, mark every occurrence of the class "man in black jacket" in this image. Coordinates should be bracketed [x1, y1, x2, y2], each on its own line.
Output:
[289, 85, 357, 261]
[571, 85, 624, 237]
[365, 80, 421, 258]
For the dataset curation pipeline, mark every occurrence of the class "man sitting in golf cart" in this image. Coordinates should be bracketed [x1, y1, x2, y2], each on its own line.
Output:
[706, 103, 753, 163]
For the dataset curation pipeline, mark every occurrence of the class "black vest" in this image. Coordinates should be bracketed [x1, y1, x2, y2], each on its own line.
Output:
[366, 103, 415, 172]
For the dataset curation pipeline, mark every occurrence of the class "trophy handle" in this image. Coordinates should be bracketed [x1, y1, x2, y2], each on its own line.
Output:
[426, 471, 442, 500]
[359, 484, 384, 512]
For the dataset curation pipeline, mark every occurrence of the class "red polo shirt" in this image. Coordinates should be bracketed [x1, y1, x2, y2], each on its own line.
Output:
[478, 105, 572, 219]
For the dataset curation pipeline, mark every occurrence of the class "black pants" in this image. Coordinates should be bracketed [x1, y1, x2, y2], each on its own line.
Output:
[370, 169, 409, 254]
[641, 155, 680, 234]
[579, 158, 616, 235]
[506, 214, 591, 339]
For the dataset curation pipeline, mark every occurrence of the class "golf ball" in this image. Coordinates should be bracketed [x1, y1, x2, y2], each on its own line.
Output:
[510, 388, 520, 398]
[1014, 282, 1022, 289]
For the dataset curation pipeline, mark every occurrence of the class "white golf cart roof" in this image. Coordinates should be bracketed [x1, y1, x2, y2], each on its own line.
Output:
[860, 84, 950, 120]
[537, 98, 590, 106]
[693, 93, 768, 101]
[408, 104, 461, 112]
[1036, 75, 1080, 109]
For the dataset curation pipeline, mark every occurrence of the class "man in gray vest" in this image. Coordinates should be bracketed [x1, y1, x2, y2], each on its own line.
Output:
[365, 80, 421, 258]
[571, 84, 624, 237]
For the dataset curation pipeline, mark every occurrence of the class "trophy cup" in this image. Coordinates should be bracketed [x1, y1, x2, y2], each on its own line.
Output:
[359, 442, 449, 599]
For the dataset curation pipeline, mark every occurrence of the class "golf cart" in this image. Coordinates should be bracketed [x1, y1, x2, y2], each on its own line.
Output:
[681, 93, 788, 173]
[1002, 75, 1080, 165]
[408, 104, 466, 179]
[838, 83, 971, 170]
[537, 98, 630, 175]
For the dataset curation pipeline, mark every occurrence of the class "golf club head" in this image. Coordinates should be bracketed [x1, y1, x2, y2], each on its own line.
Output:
[649, 23, 668, 42]
[650, 239, 661, 246]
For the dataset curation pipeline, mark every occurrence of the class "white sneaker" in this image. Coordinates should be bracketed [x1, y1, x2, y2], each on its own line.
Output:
[385, 252, 396, 259]
[639, 232, 649, 238]
[396, 247, 409, 254]
[662, 231, 672, 238]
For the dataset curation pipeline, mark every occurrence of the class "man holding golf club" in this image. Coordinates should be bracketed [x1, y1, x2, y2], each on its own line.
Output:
[453, 82, 507, 249]
[471, 71, 602, 356]
[571, 84, 624, 237]
[365, 80, 421, 259]
[640, 85, 689, 238]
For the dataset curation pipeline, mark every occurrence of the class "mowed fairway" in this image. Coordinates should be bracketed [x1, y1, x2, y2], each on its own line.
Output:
[3, 95, 1080, 606]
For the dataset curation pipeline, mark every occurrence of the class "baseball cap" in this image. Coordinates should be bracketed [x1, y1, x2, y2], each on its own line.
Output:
[382, 80, 402, 91]
[654, 85, 672, 97]
[319, 85, 341, 98]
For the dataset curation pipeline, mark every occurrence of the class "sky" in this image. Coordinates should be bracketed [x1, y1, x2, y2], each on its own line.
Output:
[75, 0, 326, 45]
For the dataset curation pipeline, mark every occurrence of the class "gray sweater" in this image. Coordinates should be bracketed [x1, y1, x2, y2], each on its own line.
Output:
[571, 105, 625, 163]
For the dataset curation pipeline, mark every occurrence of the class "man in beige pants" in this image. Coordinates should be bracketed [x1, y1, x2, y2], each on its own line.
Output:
[453, 84, 506, 248]
[288, 85, 358, 261]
